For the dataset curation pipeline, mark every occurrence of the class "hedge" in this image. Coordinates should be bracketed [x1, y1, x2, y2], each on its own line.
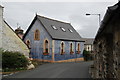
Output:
[2, 50, 29, 69]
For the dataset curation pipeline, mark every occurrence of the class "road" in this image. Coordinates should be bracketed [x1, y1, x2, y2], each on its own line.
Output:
[4, 61, 93, 78]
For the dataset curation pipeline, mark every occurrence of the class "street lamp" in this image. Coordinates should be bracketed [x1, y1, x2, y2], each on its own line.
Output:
[86, 13, 101, 26]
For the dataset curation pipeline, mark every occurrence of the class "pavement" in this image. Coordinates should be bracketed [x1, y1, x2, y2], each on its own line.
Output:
[3, 61, 93, 78]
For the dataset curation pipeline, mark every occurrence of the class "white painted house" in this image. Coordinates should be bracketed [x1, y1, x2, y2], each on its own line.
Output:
[84, 38, 94, 52]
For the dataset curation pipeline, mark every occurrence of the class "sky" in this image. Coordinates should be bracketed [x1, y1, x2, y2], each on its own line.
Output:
[1, 0, 117, 38]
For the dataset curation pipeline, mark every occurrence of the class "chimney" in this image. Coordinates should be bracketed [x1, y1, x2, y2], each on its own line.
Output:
[15, 27, 24, 39]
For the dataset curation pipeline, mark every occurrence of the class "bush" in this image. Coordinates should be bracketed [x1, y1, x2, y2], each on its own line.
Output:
[0, 48, 3, 69]
[83, 50, 91, 61]
[2, 50, 29, 70]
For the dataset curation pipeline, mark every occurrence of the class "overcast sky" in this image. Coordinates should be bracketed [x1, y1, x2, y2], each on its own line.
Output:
[2, 1, 117, 38]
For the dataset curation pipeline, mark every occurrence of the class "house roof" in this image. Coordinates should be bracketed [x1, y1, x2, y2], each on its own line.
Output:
[94, 1, 120, 43]
[3, 20, 30, 49]
[0, 5, 4, 8]
[4, 20, 22, 39]
[83, 38, 94, 45]
[23, 15, 84, 42]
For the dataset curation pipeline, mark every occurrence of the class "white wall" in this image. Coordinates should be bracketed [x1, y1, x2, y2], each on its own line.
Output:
[0, 6, 3, 48]
[0, 6, 3, 79]
[85, 44, 93, 51]
[2, 21, 30, 57]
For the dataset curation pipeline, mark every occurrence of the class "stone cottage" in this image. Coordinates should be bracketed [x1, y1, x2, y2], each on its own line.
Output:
[93, 1, 120, 79]
[0, 5, 29, 57]
[23, 15, 85, 62]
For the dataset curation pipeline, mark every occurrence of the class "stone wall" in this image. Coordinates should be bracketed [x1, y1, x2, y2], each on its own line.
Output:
[113, 19, 120, 79]
[93, 8, 120, 79]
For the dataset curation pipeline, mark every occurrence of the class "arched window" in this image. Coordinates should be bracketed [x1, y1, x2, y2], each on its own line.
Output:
[77, 43, 80, 54]
[88, 46, 90, 51]
[43, 39, 49, 55]
[34, 29, 40, 40]
[45, 40, 48, 53]
[26, 40, 31, 49]
[70, 43, 74, 54]
[61, 42, 65, 55]
[78, 43, 80, 51]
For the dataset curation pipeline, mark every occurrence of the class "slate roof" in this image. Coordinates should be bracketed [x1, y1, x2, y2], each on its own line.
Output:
[0, 5, 4, 8]
[4, 20, 23, 40]
[94, 1, 120, 42]
[23, 15, 84, 42]
[83, 38, 94, 45]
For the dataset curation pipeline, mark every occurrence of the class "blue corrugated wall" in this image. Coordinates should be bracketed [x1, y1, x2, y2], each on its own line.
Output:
[24, 19, 53, 60]
[54, 40, 84, 61]
[24, 19, 84, 61]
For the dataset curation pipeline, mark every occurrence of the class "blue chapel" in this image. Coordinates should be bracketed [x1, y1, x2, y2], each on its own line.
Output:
[23, 15, 85, 62]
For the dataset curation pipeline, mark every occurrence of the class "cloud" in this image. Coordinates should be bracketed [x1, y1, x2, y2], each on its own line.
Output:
[2, 2, 117, 38]
[1, 0, 117, 2]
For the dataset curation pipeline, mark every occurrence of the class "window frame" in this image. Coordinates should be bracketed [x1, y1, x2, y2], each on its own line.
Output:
[34, 29, 40, 40]
[43, 39, 50, 55]
[60, 41, 65, 55]
[51, 25, 57, 30]
[44, 40, 49, 53]
[26, 39, 31, 48]
[69, 29, 73, 33]
[61, 27, 66, 32]
[77, 43, 80, 52]
[70, 43, 74, 54]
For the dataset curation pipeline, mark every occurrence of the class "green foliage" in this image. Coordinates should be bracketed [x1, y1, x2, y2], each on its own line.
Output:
[2, 50, 29, 70]
[0, 48, 4, 53]
[83, 50, 92, 61]
[0, 48, 3, 70]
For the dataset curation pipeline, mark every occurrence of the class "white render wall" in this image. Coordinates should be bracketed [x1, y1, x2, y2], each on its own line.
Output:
[0, 6, 2, 79]
[2, 21, 30, 57]
[85, 44, 93, 51]
[0, 6, 3, 48]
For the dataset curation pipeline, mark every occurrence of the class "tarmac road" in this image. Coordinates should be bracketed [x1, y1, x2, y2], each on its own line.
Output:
[3, 61, 93, 78]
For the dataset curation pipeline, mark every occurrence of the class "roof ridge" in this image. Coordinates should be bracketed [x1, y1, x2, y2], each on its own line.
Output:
[24, 14, 83, 41]
[37, 15, 70, 25]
